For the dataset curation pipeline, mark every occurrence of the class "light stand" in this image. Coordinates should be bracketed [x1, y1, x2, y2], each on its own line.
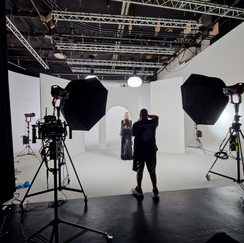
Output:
[15, 114, 39, 160]
[187, 124, 206, 154]
[21, 93, 113, 242]
[189, 124, 203, 147]
[206, 93, 244, 191]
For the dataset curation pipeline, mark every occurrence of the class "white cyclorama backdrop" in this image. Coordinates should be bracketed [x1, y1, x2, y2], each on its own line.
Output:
[160, 22, 244, 151]
[106, 106, 132, 148]
[39, 73, 85, 155]
[98, 86, 139, 149]
[85, 84, 150, 150]
[9, 72, 185, 155]
[8, 71, 41, 157]
[150, 77, 185, 154]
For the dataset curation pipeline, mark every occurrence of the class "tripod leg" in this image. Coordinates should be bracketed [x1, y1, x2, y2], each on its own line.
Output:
[60, 219, 113, 243]
[23, 220, 54, 243]
[239, 133, 244, 175]
[205, 134, 231, 181]
[15, 146, 29, 159]
[53, 155, 60, 243]
[27, 144, 39, 158]
[62, 141, 88, 203]
[206, 156, 219, 180]
[235, 132, 244, 185]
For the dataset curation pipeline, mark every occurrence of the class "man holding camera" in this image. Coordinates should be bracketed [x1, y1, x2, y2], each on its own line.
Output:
[131, 108, 159, 199]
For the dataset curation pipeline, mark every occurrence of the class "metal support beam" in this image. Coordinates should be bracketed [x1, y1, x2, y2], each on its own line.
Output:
[56, 43, 175, 55]
[111, 0, 244, 20]
[52, 10, 202, 29]
[67, 58, 162, 68]
[72, 67, 154, 75]
[6, 16, 49, 69]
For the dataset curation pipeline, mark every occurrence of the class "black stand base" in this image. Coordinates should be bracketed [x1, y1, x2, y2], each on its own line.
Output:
[23, 217, 113, 243]
[15, 145, 39, 160]
[206, 97, 244, 192]
[20, 101, 113, 242]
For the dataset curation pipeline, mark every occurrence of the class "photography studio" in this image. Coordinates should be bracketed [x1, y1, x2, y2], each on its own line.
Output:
[1, 0, 244, 242]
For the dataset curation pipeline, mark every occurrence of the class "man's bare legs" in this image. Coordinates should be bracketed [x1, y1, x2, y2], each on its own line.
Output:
[136, 171, 143, 190]
[137, 171, 157, 191]
[149, 172, 157, 191]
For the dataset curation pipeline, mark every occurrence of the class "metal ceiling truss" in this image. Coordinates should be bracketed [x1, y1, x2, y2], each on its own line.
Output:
[71, 67, 155, 75]
[6, 16, 49, 69]
[112, 0, 244, 20]
[52, 30, 204, 46]
[52, 11, 202, 29]
[67, 58, 163, 68]
[56, 43, 176, 55]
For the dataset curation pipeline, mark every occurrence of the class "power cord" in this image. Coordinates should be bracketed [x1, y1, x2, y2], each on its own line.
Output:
[214, 151, 229, 160]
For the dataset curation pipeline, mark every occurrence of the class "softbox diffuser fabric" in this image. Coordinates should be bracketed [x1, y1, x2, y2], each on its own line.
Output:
[61, 78, 108, 130]
[181, 74, 229, 125]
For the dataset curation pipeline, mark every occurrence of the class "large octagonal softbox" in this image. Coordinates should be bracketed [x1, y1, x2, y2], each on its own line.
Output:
[181, 74, 229, 125]
[61, 77, 108, 130]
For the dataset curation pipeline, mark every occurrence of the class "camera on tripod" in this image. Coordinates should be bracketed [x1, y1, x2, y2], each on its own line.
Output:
[32, 85, 72, 143]
[32, 116, 70, 143]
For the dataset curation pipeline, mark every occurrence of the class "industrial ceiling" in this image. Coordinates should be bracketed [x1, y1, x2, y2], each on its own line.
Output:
[5, 0, 244, 84]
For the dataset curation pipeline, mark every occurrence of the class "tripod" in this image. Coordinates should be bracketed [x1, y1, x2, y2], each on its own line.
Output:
[187, 124, 206, 154]
[206, 94, 244, 191]
[15, 115, 39, 160]
[19, 136, 88, 210]
[20, 98, 113, 242]
[22, 139, 112, 242]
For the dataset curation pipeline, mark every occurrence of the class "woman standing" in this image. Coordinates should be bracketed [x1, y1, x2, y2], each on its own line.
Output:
[120, 112, 133, 160]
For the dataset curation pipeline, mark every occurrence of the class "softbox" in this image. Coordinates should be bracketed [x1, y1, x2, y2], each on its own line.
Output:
[181, 74, 229, 125]
[61, 77, 108, 130]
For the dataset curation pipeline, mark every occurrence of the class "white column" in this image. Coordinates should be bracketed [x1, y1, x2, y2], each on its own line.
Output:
[99, 116, 107, 149]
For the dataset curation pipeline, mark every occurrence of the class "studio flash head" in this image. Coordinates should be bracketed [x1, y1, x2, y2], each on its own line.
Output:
[51, 85, 69, 100]
[223, 83, 244, 96]
[25, 113, 35, 118]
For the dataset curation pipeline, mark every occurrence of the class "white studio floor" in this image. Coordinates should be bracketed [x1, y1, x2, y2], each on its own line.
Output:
[10, 141, 243, 205]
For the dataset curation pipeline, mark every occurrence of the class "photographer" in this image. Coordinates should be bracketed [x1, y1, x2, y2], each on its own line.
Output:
[131, 109, 159, 199]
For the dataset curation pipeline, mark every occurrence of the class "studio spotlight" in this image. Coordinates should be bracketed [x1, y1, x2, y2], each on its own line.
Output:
[24, 113, 35, 118]
[54, 52, 66, 59]
[181, 73, 244, 191]
[181, 74, 229, 125]
[61, 77, 108, 130]
[128, 76, 142, 87]
[85, 67, 98, 80]
[85, 75, 98, 80]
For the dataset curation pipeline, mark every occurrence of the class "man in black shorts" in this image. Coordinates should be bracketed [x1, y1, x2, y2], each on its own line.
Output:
[131, 108, 159, 199]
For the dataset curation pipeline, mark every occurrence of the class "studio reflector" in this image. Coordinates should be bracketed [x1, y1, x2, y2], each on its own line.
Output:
[181, 74, 229, 125]
[61, 77, 108, 130]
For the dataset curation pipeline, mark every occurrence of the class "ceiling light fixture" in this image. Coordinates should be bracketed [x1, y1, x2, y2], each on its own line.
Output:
[85, 75, 99, 80]
[128, 76, 142, 87]
[85, 66, 98, 79]
[54, 52, 66, 59]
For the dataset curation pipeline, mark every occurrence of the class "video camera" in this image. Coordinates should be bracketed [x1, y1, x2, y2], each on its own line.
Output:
[32, 116, 71, 143]
[32, 85, 72, 143]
